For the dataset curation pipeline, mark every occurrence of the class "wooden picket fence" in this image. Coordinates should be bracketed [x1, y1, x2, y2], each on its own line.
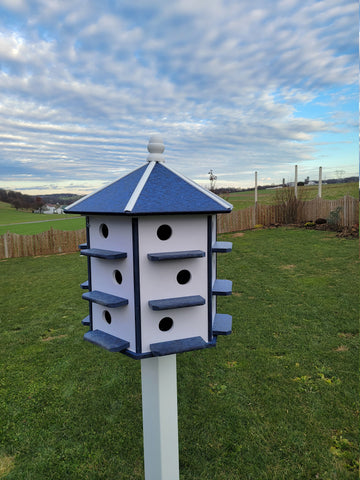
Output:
[218, 195, 358, 233]
[0, 228, 86, 259]
[0, 196, 358, 259]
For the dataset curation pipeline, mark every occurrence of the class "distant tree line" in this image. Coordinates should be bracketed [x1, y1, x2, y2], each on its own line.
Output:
[325, 176, 358, 184]
[213, 187, 240, 195]
[39, 193, 83, 205]
[0, 188, 44, 211]
[0, 189, 83, 211]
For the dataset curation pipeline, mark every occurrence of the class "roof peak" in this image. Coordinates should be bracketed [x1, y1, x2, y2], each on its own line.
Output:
[147, 133, 165, 163]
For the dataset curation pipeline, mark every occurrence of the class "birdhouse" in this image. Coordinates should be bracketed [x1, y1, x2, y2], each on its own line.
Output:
[65, 135, 233, 359]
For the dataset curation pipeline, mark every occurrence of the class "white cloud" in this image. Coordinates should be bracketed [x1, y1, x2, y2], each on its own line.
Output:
[0, 0, 357, 193]
[0, 0, 26, 12]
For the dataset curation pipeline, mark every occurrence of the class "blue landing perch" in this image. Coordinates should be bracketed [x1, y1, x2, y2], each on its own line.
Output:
[213, 314, 232, 335]
[212, 279, 232, 296]
[84, 330, 129, 352]
[82, 290, 128, 308]
[80, 248, 127, 260]
[150, 336, 213, 356]
[212, 241, 233, 253]
[149, 295, 205, 311]
[81, 315, 90, 326]
[147, 250, 205, 261]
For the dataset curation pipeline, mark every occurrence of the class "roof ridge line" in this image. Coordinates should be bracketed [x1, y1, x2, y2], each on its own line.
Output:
[124, 161, 156, 212]
[65, 164, 146, 212]
[163, 164, 233, 210]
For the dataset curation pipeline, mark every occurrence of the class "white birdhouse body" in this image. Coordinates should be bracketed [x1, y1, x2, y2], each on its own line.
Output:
[65, 135, 233, 358]
[88, 215, 136, 351]
[138, 214, 209, 354]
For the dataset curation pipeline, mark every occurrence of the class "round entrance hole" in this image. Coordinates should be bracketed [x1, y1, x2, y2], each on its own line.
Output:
[113, 269, 123, 285]
[159, 317, 173, 332]
[103, 310, 112, 325]
[177, 269, 191, 285]
[157, 224, 172, 241]
[99, 223, 109, 239]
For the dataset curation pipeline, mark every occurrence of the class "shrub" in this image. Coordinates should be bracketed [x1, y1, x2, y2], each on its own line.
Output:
[327, 206, 342, 230]
[274, 187, 303, 224]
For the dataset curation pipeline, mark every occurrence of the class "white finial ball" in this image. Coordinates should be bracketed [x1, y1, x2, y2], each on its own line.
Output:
[147, 134, 165, 162]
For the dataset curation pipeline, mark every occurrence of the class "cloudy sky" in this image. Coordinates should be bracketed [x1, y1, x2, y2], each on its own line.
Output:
[0, 0, 358, 194]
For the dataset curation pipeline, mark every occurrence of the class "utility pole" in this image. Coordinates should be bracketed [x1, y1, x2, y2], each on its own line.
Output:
[208, 169, 217, 192]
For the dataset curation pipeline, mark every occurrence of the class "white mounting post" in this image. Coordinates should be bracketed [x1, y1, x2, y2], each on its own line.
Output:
[294, 165, 298, 198]
[141, 354, 180, 480]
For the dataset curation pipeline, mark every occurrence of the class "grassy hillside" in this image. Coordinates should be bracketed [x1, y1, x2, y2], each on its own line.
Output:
[225, 182, 358, 210]
[0, 202, 84, 235]
[0, 228, 358, 479]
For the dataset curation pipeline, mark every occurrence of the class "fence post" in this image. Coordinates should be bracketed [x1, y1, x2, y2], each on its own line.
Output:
[4, 233, 9, 259]
[255, 171, 258, 204]
[318, 167, 322, 198]
[343, 195, 348, 227]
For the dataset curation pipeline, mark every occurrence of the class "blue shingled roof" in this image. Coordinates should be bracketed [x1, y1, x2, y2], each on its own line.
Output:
[65, 161, 232, 215]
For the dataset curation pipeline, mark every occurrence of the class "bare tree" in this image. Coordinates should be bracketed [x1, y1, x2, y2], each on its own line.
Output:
[274, 186, 303, 224]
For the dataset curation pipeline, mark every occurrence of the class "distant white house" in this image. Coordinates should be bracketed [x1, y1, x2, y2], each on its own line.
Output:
[37, 204, 64, 214]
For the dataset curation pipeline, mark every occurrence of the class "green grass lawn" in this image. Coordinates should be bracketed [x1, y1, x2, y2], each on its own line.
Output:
[225, 182, 359, 210]
[0, 229, 358, 479]
[0, 202, 85, 235]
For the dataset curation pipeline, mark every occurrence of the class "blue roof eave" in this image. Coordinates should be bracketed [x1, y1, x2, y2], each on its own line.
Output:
[65, 206, 232, 216]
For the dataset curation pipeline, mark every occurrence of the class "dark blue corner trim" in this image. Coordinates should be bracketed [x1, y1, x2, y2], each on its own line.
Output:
[213, 314, 232, 335]
[207, 215, 213, 343]
[147, 250, 205, 261]
[80, 281, 89, 290]
[150, 336, 215, 356]
[149, 295, 205, 311]
[85, 217, 93, 331]
[132, 218, 142, 354]
[82, 290, 128, 308]
[84, 330, 130, 352]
